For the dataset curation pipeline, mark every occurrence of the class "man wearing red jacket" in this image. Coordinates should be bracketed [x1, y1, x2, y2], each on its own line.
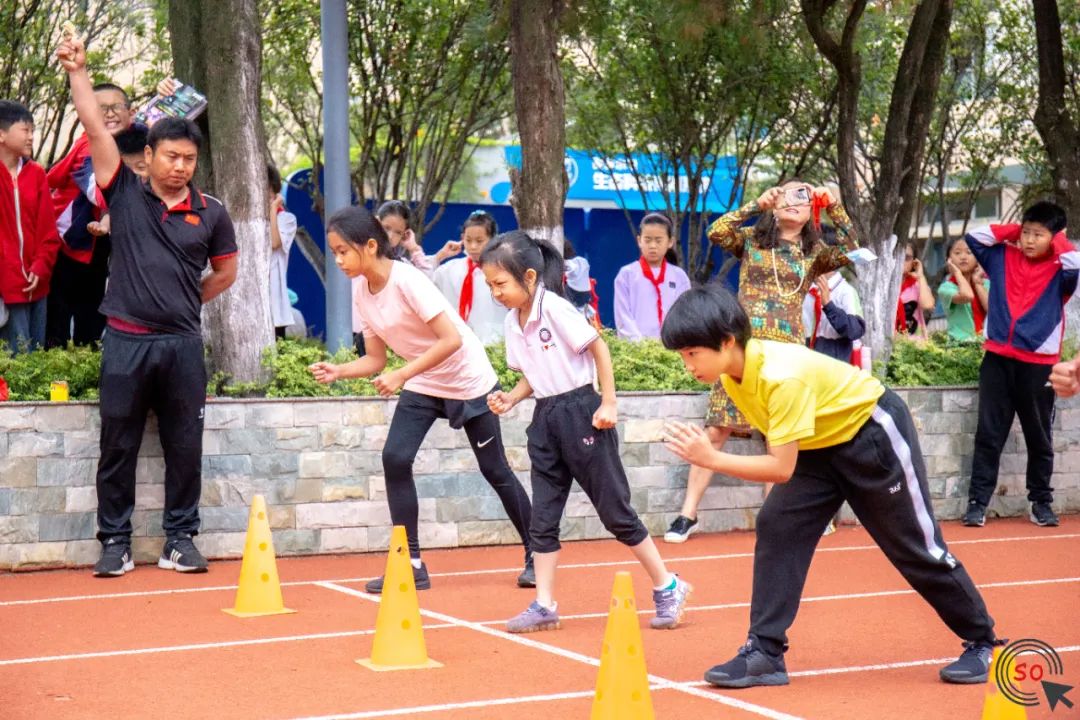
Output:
[0, 100, 61, 352]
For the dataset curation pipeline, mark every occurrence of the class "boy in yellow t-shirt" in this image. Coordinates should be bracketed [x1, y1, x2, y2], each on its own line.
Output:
[660, 285, 1001, 689]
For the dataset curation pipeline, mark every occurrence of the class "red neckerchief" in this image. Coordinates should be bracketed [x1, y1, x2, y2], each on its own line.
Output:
[809, 285, 823, 348]
[950, 273, 986, 334]
[458, 258, 480, 321]
[638, 256, 667, 326]
[811, 192, 831, 231]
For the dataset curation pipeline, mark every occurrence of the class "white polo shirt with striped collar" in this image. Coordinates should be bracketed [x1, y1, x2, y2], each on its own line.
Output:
[505, 286, 599, 398]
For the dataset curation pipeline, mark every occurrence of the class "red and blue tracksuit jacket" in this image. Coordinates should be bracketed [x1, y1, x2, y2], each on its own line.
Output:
[47, 134, 105, 264]
[965, 224, 1080, 364]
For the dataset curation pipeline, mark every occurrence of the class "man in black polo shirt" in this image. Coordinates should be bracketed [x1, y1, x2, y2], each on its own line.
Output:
[59, 37, 238, 577]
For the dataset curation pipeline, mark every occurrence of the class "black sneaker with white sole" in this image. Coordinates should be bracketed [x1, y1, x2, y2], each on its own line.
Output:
[365, 562, 431, 593]
[158, 534, 209, 573]
[940, 640, 996, 684]
[94, 537, 134, 577]
[704, 638, 789, 688]
[663, 515, 698, 544]
[1030, 502, 1059, 527]
[961, 501, 986, 527]
[517, 555, 536, 588]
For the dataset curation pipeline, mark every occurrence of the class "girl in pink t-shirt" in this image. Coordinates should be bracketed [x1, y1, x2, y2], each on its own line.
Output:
[310, 206, 534, 592]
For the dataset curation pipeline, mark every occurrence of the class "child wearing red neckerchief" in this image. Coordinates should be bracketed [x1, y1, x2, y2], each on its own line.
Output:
[613, 213, 691, 342]
[433, 210, 507, 345]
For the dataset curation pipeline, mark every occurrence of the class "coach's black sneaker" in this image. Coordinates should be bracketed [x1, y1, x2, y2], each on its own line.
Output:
[664, 515, 698, 544]
[517, 555, 536, 588]
[962, 501, 987, 527]
[940, 641, 995, 684]
[1030, 502, 1059, 527]
[93, 537, 134, 578]
[158, 533, 209, 573]
[704, 637, 789, 688]
[365, 562, 431, 594]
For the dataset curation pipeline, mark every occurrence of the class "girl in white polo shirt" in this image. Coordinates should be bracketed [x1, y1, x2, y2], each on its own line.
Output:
[310, 207, 534, 592]
[480, 230, 692, 633]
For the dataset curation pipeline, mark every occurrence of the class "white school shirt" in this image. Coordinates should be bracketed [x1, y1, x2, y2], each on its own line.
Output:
[505, 288, 599, 398]
[613, 260, 691, 341]
[354, 261, 497, 399]
[269, 211, 297, 328]
[801, 273, 862, 341]
[433, 256, 508, 345]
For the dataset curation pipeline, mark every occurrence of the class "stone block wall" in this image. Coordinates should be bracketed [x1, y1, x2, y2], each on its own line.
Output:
[1, 389, 1077, 569]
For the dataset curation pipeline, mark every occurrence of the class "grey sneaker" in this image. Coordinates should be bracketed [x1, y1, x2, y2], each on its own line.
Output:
[517, 556, 536, 588]
[158, 534, 208, 573]
[507, 601, 560, 633]
[940, 641, 995, 684]
[962, 501, 986, 527]
[651, 576, 692, 629]
[365, 562, 431, 594]
[705, 638, 790, 688]
[93, 537, 134, 578]
[1030, 502, 1059, 527]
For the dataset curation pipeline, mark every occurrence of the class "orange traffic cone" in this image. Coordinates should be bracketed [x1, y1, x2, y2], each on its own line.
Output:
[222, 495, 295, 618]
[981, 647, 1028, 720]
[591, 572, 654, 720]
[356, 525, 442, 671]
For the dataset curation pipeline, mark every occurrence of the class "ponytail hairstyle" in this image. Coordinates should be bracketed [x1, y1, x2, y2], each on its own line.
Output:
[326, 206, 392, 258]
[639, 212, 680, 264]
[375, 199, 414, 231]
[463, 209, 498, 239]
[751, 178, 821, 255]
[479, 230, 566, 298]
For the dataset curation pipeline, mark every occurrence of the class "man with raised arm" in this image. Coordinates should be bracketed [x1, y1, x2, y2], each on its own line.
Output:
[58, 34, 238, 577]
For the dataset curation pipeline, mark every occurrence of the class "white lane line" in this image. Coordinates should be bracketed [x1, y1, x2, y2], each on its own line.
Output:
[787, 645, 1080, 678]
[281, 689, 600, 720]
[0, 627, 437, 667]
[3, 531, 1076, 608]
[316, 581, 804, 720]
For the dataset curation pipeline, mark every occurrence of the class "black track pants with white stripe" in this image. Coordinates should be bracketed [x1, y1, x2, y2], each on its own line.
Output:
[747, 389, 997, 656]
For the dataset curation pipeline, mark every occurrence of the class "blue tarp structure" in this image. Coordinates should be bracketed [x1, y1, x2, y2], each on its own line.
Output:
[283, 168, 741, 341]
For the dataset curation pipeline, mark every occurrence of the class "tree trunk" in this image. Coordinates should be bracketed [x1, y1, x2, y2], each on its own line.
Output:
[166, 1, 214, 191]
[507, 0, 567, 253]
[172, 0, 273, 381]
[803, 0, 953, 364]
[1032, 0, 1080, 231]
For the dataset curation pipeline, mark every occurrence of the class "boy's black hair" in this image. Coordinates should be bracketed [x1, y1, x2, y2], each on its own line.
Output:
[661, 283, 751, 350]
[147, 117, 202, 151]
[267, 163, 282, 194]
[114, 124, 148, 155]
[639, 212, 680, 264]
[463, 209, 497, 238]
[326, 205, 392, 258]
[376, 199, 413, 230]
[479, 230, 565, 297]
[92, 83, 130, 105]
[1021, 201, 1067, 235]
[0, 100, 33, 131]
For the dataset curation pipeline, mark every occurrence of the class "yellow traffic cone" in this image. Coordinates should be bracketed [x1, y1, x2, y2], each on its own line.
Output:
[222, 495, 295, 618]
[591, 572, 654, 720]
[356, 525, 442, 671]
[981, 647, 1028, 720]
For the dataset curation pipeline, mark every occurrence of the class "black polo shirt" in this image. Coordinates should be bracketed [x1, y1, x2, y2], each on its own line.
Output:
[99, 164, 237, 336]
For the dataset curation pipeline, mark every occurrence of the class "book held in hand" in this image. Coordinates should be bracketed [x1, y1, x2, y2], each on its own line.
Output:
[135, 81, 208, 127]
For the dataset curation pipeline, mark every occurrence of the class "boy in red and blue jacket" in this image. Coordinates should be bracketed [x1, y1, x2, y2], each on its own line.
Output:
[962, 201, 1076, 528]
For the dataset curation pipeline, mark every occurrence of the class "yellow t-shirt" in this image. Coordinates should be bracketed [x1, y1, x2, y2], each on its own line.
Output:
[720, 339, 886, 450]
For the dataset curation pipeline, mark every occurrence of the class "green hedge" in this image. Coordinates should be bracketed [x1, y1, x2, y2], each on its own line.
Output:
[0, 333, 704, 401]
[1, 332, 1037, 401]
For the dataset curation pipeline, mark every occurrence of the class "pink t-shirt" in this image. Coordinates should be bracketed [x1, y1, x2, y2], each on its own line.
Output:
[354, 261, 497, 400]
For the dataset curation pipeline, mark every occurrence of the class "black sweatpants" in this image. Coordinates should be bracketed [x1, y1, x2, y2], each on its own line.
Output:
[527, 385, 649, 553]
[749, 389, 996, 656]
[969, 351, 1055, 506]
[382, 388, 532, 559]
[45, 249, 109, 348]
[95, 329, 207, 541]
